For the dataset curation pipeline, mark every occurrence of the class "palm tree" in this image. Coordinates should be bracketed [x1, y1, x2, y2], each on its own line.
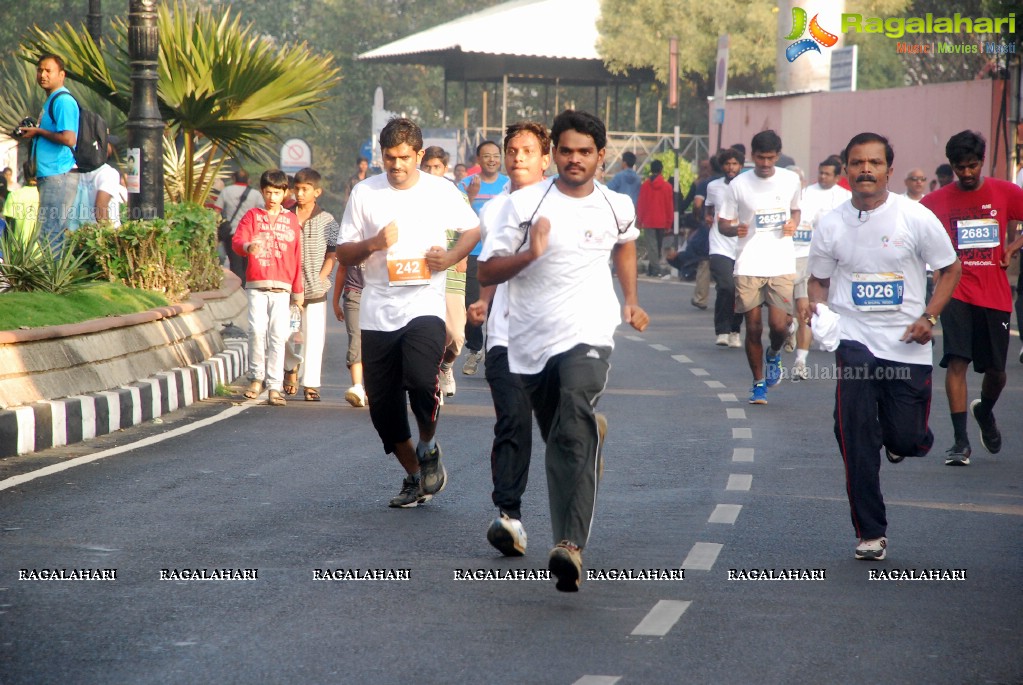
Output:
[10, 0, 339, 204]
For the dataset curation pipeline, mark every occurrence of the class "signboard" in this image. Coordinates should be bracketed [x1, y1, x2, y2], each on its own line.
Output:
[126, 147, 140, 193]
[829, 46, 858, 92]
[280, 138, 312, 174]
[713, 35, 730, 105]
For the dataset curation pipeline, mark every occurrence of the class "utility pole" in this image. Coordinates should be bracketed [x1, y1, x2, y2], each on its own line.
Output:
[126, 0, 164, 219]
[87, 0, 102, 44]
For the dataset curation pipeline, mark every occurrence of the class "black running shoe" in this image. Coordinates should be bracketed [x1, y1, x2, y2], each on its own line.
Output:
[943, 443, 972, 466]
[970, 399, 1001, 454]
[418, 443, 447, 495]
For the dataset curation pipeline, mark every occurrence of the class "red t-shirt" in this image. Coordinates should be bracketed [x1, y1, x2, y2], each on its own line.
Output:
[920, 177, 1023, 312]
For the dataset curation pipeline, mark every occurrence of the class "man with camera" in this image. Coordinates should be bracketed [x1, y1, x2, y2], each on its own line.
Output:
[15, 54, 79, 247]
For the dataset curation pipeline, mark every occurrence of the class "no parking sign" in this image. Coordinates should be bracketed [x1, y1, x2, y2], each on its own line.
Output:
[280, 138, 312, 174]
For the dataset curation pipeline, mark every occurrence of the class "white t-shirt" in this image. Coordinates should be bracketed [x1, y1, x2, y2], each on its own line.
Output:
[808, 193, 957, 365]
[719, 167, 802, 277]
[480, 178, 640, 375]
[339, 172, 479, 332]
[795, 182, 852, 258]
[80, 164, 124, 227]
[479, 190, 512, 350]
[706, 177, 737, 259]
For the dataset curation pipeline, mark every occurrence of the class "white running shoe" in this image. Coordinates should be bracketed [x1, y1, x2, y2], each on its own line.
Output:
[855, 537, 887, 561]
[715, 333, 729, 346]
[791, 360, 810, 382]
[439, 364, 456, 397]
[783, 320, 798, 353]
[487, 513, 527, 556]
[728, 332, 742, 348]
[462, 349, 484, 375]
[344, 384, 367, 407]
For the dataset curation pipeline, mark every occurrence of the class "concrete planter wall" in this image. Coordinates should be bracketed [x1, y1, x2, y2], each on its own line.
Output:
[0, 270, 249, 457]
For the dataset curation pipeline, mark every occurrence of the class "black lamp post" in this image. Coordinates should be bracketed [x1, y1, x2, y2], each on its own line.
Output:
[87, 0, 102, 43]
[126, 0, 164, 220]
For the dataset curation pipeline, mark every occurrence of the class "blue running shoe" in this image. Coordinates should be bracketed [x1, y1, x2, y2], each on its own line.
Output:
[749, 381, 768, 405]
[765, 350, 783, 387]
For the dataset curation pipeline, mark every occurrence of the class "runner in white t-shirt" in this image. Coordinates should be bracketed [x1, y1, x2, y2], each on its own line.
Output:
[706, 148, 745, 347]
[808, 132, 960, 562]
[337, 117, 480, 509]
[718, 130, 801, 404]
[465, 121, 551, 558]
[789, 157, 851, 379]
[478, 110, 648, 593]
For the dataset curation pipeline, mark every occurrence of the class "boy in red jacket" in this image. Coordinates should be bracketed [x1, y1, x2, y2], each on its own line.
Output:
[637, 159, 675, 276]
[232, 169, 304, 406]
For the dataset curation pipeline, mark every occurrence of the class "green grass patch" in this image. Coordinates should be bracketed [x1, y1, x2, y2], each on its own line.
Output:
[0, 282, 169, 331]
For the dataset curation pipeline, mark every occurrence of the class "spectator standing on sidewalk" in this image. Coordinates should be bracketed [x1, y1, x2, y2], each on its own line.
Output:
[636, 159, 674, 277]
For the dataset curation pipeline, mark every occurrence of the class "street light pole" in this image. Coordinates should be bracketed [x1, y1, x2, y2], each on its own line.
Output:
[126, 0, 164, 220]
[87, 0, 102, 44]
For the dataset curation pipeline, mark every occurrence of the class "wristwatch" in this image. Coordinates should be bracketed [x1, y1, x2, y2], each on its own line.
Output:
[922, 313, 938, 326]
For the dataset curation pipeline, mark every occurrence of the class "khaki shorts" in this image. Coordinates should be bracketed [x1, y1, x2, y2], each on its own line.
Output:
[793, 256, 809, 300]
[445, 291, 466, 356]
[734, 274, 795, 314]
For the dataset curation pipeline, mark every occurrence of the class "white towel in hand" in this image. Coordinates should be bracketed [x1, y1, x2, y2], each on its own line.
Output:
[811, 303, 841, 352]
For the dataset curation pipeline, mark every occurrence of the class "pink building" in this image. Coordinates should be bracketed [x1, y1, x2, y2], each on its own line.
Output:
[711, 79, 1013, 183]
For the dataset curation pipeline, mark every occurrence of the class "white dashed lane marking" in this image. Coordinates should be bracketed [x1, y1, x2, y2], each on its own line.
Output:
[708, 504, 743, 524]
[726, 408, 746, 419]
[732, 427, 752, 439]
[682, 542, 723, 571]
[649, 343, 671, 352]
[572, 677, 622, 685]
[718, 393, 738, 402]
[630, 600, 692, 637]
[704, 380, 725, 388]
[726, 474, 753, 491]
[732, 447, 755, 462]
[625, 335, 644, 342]
[689, 368, 709, 376]
[671, 354, 692, 363]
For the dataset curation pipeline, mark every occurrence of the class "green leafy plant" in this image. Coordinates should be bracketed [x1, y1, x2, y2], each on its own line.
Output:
[165, 202, 222, 292]
[0, 226, 95, 294]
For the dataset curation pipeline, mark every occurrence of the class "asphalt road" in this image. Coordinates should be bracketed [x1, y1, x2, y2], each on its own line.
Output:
[2, 276, 1021, 685]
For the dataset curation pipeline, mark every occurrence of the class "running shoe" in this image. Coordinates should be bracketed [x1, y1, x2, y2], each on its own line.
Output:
[388, 474, 430, 508]
[690, 298, 707, 310]
[728, 332, 742, 348]
[884, 447, 904, 464]
[715, 333, 729, 346]
[345, 383, 367, 408]
[943, 443, 972, 466]
[783, 320, 797, 353]
[749, 381, 768, 405]
[440, 364, 456, 397]
[855, 537, 887, 560]
[418, 443, 447, 495]
[462, 349, 484, 375]
[548, 540, 583, 592]
[970, 399, 1001, 454]
[765, 350, 783, 387]
[791, 360, 809, 382]
[487, 513, 527, 556]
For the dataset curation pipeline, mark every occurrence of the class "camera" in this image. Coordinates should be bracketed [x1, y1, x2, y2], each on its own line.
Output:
[12, 117, 36, 138]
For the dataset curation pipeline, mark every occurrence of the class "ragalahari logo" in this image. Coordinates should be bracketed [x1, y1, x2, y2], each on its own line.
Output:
[784, 7, 839, 61]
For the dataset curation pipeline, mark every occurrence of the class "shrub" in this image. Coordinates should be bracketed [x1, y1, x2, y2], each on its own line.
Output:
[0, 225, 95, 294]
[69, 202, 222, 301]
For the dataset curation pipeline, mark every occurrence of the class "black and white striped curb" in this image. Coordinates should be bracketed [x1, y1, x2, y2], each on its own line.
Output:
[0, 341, 247, 458]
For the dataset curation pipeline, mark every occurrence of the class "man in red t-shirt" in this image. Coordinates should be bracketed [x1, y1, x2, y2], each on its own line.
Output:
[921, 130, 1023, 465]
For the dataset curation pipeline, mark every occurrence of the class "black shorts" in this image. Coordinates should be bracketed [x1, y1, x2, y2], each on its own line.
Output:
[938, 298, 1010, 373]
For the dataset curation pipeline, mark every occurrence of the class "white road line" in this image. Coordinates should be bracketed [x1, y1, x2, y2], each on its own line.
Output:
[689, 368, 709, 376]
[0, 402, 255, 492]
[630, 600, 692, 637]
[649, 343, 671, 352]
[726, 474, 753, 491]
[572, 677, 622, 685]
[718, 393, 738, 402]
[726, 408, 746, 419]
[704, 380, 726, 388]
[683, 542, 723, 571]
[625, 335, 644, 341]
[708, 504, 743, 524]
[671, 354, 692, 363]
[732, 427, 752, 439]
[732, 447, 755, 462]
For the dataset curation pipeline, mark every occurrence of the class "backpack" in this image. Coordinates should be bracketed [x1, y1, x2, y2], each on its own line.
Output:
[49, 91, 109, 173]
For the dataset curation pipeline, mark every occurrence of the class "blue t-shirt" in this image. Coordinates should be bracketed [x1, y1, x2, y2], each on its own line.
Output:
[458, 173, 507, 256]
[35, 87, 79, 178]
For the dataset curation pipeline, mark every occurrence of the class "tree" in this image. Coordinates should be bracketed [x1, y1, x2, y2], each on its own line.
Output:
[13, 1, 339, 204]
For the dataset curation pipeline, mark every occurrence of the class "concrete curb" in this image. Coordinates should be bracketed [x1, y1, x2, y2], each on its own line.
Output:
[0, 340, 248, 458]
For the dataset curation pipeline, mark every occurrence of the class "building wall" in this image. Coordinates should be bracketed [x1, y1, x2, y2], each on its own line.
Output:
[712, 80, 1005, 186]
